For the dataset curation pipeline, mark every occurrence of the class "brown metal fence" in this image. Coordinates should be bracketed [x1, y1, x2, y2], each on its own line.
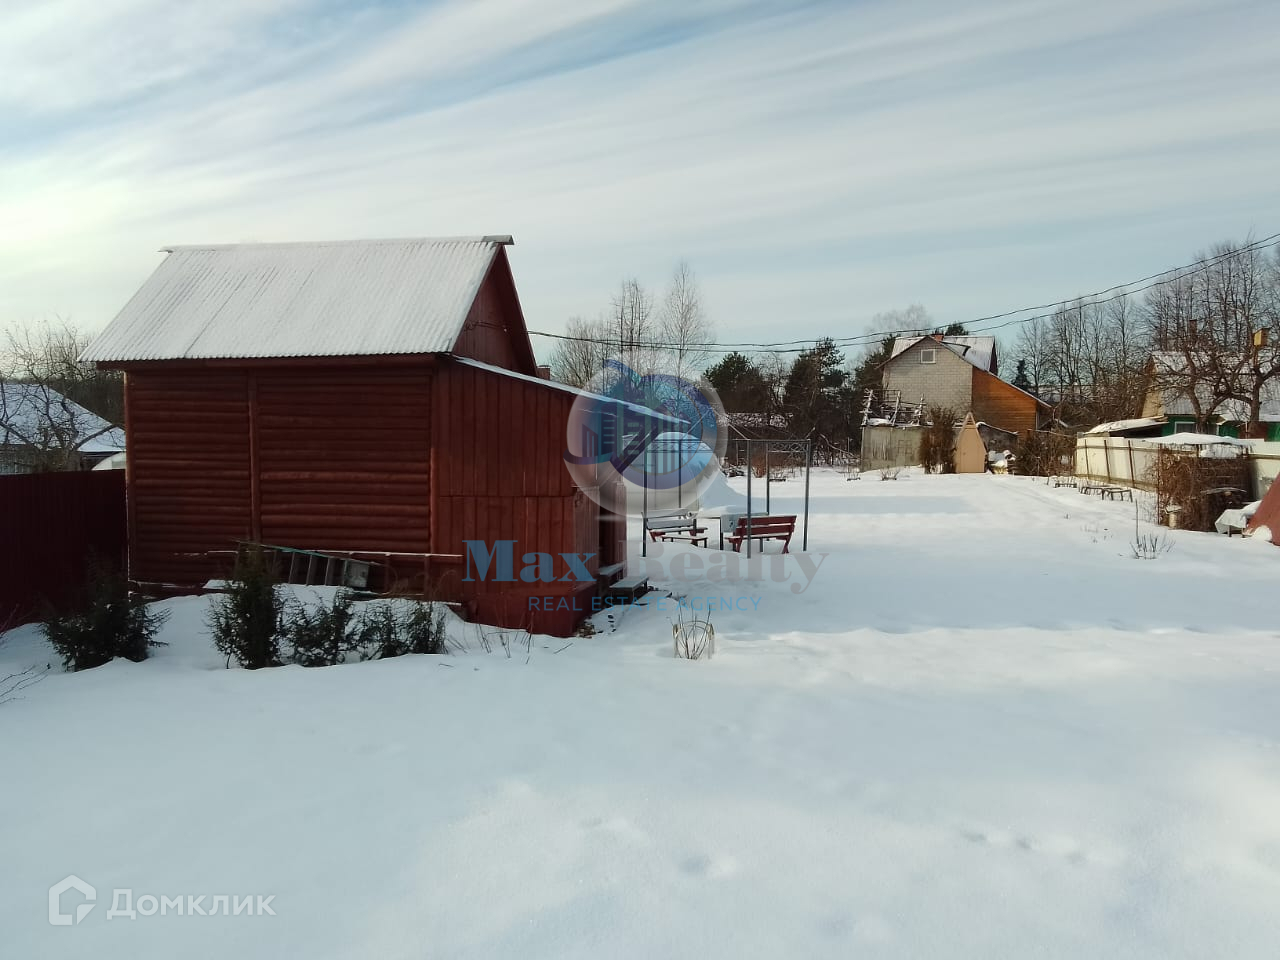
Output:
[0, 470, 127, 626]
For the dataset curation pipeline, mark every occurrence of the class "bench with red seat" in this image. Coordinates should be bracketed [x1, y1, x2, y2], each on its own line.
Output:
[726, 514, 797, 554]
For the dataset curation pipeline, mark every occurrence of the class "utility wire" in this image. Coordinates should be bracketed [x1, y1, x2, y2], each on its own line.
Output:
[528, 231, 1280, 356]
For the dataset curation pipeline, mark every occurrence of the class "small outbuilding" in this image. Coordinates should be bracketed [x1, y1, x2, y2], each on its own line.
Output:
[954, 414, 986, 473]
[83, 236, 654, 635]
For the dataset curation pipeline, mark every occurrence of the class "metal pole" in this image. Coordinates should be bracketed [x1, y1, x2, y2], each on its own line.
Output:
[803, 440, 812, 551]
[765, 443, 771, 513]
[641, 434, 648, 558]
[745, 438, 753, 560]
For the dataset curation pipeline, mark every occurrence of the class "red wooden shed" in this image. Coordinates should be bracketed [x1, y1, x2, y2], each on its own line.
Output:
[82, 236, 650, 635]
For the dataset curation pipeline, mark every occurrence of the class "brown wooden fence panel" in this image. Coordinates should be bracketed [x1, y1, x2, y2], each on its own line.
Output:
[0, 471, 127, 626]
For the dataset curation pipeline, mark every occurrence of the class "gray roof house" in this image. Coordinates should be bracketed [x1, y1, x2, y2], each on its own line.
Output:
[0, 383, 124, 474]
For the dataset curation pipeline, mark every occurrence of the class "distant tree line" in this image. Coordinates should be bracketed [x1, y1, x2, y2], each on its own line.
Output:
[551, 237, 1280, 446]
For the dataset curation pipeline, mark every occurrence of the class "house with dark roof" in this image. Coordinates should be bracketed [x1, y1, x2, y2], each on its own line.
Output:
[880, 334, 1049, 435]
[81, 236, 669, 635]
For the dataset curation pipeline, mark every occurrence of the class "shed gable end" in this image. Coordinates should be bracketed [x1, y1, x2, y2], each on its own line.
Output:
[451, 248, 537, 375]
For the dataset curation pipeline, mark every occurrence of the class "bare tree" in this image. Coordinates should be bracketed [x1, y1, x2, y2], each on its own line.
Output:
[659, 261, 714, 382]
[1, 320, 122, 472]
[1145, 240, 1280, 434]
[1009, 294, 1147, 426]
[548, 315, 611, 387]
[1013, 317, 1053, 395]
[611, 278, 658, 374]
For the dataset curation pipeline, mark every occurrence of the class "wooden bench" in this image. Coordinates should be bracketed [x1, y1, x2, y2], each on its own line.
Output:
[726, 514, 797, 554]
[1099, 486, 1133, 502]
[1052, 475, 1078, 488]
[645, 514, 708, 547]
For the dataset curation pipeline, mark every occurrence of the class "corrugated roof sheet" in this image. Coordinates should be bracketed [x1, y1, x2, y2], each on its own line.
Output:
[890, 335, 996, 372]
[82, 237, 511, 362]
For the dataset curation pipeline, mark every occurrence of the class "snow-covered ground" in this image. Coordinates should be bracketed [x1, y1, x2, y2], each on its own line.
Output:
[4, 471, 1279, 958]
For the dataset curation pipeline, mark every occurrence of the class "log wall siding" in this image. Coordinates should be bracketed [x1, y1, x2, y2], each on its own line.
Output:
[123, 352, 611, 634]
[256, 369, 432, 554]
[126, 370, 253, 583]
[127, 365, 434, 584]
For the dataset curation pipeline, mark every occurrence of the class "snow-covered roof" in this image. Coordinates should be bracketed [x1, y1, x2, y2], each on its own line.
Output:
[1148, 352, 1280, 422]
[0, 383, 124, 454]
[1144, 433, 1253, 448]
[890, 335, 996, 372]
[82, 237, 514, 362]
[1086, 417, 1165, 435]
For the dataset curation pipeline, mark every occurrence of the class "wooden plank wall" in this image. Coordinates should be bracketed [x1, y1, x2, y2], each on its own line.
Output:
[970, 369, 1040, 435]
[450, 250, 537, 374]
[433, 361, 598, 586]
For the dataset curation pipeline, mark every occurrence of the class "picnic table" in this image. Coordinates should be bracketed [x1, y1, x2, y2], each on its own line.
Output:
[645, 513, 708, 547]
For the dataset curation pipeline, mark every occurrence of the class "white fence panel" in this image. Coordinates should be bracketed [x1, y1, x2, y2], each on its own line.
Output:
[1076, 436, 1274, 497]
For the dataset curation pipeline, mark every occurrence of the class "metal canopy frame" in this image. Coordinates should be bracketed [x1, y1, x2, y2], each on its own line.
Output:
[736, 436, 813, 557]
[635, 424, 816, 559]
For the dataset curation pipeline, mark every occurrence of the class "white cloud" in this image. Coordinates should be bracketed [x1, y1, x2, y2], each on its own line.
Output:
[1, 0, 1278, 347]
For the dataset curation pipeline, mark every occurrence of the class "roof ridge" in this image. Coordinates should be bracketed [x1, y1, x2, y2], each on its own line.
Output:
[161, 236, 513, 253]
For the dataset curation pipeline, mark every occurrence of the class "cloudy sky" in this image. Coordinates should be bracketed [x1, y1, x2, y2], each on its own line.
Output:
[2, 0, 1278, 360]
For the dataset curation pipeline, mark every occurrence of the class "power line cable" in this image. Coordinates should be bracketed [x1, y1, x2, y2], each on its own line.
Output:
[527, 232, 1280, 356]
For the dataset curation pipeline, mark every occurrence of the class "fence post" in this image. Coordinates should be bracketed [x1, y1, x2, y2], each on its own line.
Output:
[802, 441, 812, 551]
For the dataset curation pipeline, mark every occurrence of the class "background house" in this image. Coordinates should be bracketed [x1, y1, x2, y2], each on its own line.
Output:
[0, 382, 124, 474]
[82, 236, 654, 635]
[875, 334, 1049, 434]
[1139, 352, 1280, 439]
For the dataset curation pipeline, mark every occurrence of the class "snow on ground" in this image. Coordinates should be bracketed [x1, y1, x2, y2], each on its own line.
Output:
[3, 471, 1280, 959]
